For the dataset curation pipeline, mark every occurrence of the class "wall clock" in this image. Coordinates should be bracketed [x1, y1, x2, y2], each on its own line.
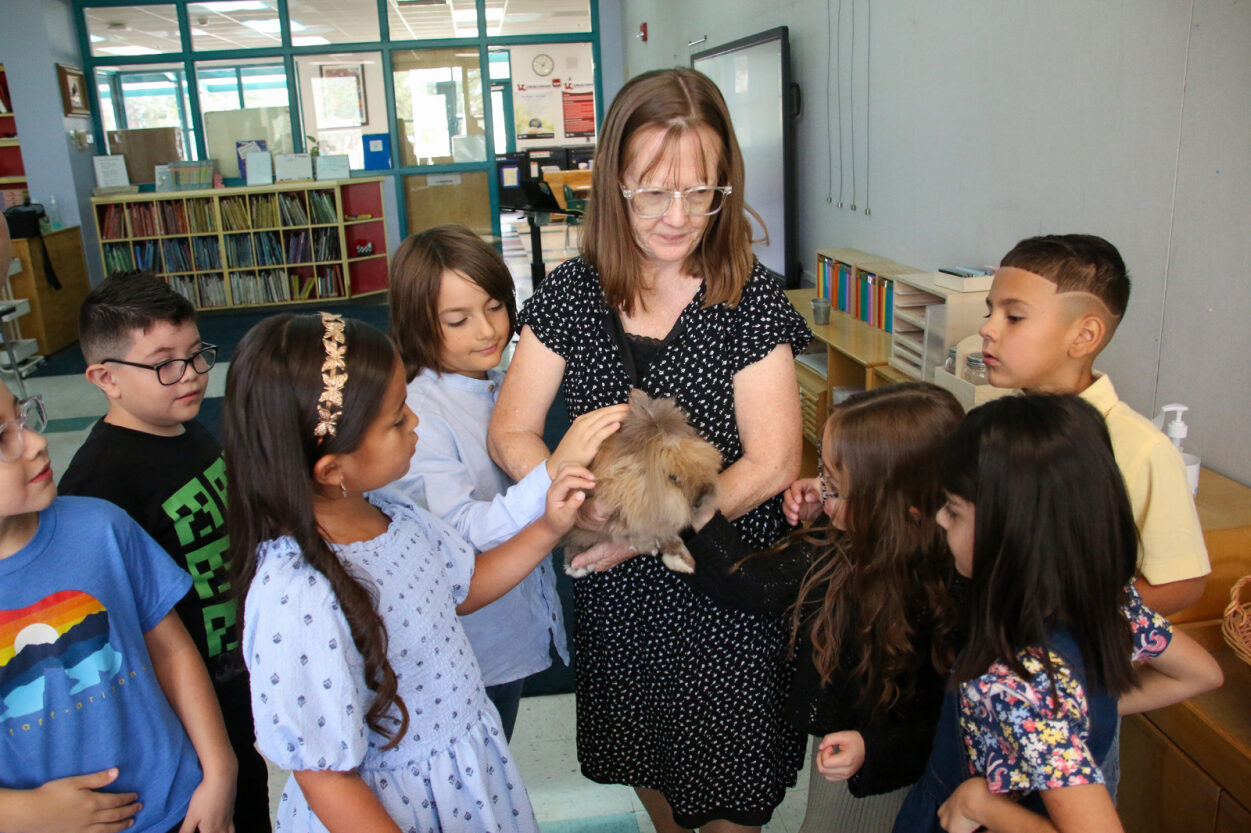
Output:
[532, 53, 555, 76]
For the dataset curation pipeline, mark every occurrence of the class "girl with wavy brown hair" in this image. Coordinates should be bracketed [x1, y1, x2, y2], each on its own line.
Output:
[681, 383, 964, 832]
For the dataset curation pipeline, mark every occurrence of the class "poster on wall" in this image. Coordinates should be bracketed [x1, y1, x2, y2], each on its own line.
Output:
[561, 81, 595, 138]
[514, 82, 558, 140]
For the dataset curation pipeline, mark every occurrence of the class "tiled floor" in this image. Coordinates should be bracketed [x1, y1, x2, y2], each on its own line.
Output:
[264, 693, 813, 833]
[23, 365, 813, 832]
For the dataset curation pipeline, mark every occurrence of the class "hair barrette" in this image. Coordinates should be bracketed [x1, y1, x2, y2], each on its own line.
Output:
[314, 312, 347, 443]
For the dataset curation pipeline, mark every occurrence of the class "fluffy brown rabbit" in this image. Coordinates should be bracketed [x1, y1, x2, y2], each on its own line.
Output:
[562, 389, 722, 577]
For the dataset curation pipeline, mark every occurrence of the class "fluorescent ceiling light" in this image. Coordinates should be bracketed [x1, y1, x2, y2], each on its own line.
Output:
[452, 8, 503, 22]
[293, 36, 331, 46]
[98, 45, 161, 55]
[189, 1, 269, 11]
[243, 18, 303, 34]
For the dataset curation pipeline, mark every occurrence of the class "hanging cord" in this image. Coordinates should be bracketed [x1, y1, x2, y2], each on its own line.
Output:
[835, 0, 846, 207]
[863, 0, 871, 216]
[848, 0, 857, 212]
[825, 0, 835, 204]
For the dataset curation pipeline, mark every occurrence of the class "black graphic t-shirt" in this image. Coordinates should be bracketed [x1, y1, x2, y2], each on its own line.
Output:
[61, 418, 273, 831]
[61, 420, 236, 672]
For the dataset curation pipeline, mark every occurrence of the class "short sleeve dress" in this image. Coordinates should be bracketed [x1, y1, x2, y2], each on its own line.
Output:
[519, 257, 812, 828]
[959, 584, 1173, 795]
[244, 491, 538, 833]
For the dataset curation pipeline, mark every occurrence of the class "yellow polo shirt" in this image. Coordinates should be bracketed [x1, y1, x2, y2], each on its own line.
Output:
[1080, 374, 1211, 584]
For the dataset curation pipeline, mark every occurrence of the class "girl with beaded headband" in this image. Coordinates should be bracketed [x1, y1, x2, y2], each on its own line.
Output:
[224, 312, 595, 833]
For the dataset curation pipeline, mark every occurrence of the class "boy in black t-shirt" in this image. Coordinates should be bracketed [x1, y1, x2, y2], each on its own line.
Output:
[61, 270, 271, 831]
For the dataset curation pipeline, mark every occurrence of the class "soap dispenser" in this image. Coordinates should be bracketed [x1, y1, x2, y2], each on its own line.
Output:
[1153, 403, 1201, 494]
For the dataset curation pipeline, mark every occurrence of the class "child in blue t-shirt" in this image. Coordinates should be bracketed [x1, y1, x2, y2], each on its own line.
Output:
[0, 380, 236, 833]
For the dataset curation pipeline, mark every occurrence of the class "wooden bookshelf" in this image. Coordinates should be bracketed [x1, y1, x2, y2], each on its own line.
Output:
[787, 288, 896, 452]
[0, 64, 29, 208]
[90, 178, 388, 310]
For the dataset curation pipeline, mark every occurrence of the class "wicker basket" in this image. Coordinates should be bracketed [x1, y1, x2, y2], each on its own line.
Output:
[1222, 574, 1251, 668]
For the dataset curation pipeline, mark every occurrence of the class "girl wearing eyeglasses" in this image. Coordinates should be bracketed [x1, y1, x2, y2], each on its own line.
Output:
[681, 383, 965, 833]
[488, 67, 812, 832]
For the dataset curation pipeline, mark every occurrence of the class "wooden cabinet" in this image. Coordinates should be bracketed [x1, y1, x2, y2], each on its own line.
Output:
[1119, 469, 1251, 833]
[91, 178, 388, 310]
[786, 288, 909, 461]
[1120, 713, 1222, 831]
[1120, 622, 1251, 833]
[8, 226, 91, 355]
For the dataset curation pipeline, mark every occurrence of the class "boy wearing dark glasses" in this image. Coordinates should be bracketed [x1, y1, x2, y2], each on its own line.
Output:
[61, 270, 271, 832]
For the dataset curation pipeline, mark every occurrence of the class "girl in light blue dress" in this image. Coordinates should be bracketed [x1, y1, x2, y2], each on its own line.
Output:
[223, 313, 593, 833]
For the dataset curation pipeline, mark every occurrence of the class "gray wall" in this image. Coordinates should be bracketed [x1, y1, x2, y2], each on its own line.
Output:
[611, 0, 1251, 485]
[1, 0, 104, 284]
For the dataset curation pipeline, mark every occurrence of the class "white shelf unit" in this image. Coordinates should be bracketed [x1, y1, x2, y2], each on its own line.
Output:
[888, 272, 989, 381]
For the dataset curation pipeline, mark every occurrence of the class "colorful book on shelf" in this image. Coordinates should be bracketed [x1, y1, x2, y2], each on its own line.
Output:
[103, 243, 133, 273]
[309, 189, 337, 224]
[132, 240, 156, 271]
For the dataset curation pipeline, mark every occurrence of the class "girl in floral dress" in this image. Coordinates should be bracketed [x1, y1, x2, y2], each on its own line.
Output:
[224, 313, 594, 833]
[893, 394, 1222, 833]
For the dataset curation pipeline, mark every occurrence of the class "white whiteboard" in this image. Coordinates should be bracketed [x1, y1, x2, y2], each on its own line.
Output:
[694, 28, 793, 283]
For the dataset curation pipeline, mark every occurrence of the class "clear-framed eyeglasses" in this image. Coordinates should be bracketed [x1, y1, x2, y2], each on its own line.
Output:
[816, 447, 842, 502]
[0, 396, 47, 463]
[102, 344, 218, 386]
[619, 185, 732, 218]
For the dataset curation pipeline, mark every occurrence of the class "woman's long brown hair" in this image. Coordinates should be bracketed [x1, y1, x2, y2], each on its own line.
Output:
[582, 67, 757, 314]
[788, 383, 963, 723]
[225, 314, 410, 748]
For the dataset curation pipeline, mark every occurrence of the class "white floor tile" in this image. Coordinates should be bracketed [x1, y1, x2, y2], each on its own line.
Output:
[26, 374, 107, 421]
[515, 736, 638, 823]
[205, 361, 229, 398]
[514, 692, 577, 743]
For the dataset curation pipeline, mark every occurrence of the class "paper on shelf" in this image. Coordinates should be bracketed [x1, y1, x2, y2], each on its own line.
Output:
[244, 151, 273, 186]
[274, 153, 313, 182]
[92, 156, 130, 189]
[314, 154, 350, 181]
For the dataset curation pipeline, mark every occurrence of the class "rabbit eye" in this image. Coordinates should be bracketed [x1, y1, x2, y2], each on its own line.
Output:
[669, 474, 681, 483]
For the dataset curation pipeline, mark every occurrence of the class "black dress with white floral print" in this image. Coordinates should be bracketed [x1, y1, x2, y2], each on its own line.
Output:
[519, 257, 812, 827]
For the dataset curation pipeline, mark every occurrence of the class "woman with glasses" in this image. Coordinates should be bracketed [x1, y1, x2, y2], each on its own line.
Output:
[489, 67, 811, 833]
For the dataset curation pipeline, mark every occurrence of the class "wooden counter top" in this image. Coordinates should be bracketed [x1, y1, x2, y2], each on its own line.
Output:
[786, 288, 894, 368]
[1175, 468, 1251, 624]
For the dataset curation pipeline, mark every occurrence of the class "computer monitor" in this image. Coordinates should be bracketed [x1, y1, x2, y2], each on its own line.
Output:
[525, 147, 569, 176]
[568, 145, 596, 169]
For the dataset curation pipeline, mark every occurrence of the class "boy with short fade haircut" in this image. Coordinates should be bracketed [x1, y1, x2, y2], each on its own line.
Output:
[980, 234, 1210, 615]
[60, 270, 271, 831]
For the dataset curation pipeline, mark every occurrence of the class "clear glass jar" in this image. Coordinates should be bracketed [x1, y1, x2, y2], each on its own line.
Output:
[943, 346, 958, 376]
[963, 352, 988, 385]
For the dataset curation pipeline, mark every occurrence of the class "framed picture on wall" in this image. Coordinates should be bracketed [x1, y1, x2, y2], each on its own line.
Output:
[318, 64, 368, 127]
[57, 63, 90, 117]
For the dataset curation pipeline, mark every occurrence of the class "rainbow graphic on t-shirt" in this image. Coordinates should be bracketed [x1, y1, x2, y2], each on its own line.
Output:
[0, 591, 121, 721]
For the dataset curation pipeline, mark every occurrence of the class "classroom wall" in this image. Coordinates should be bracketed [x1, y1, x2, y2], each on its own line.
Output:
[615, 0, 1251, 485]
[0, 0, 104, 284]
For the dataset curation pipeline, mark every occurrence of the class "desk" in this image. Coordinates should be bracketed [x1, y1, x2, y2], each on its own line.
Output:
[542, 169, 593, 209]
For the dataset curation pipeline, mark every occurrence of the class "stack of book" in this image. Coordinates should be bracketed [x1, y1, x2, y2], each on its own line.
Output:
[168, 160, 214, 191]
[816, 253, 895, 333]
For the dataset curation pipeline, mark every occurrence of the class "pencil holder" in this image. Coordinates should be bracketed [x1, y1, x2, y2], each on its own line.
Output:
[1223, 574, 1251, 668]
